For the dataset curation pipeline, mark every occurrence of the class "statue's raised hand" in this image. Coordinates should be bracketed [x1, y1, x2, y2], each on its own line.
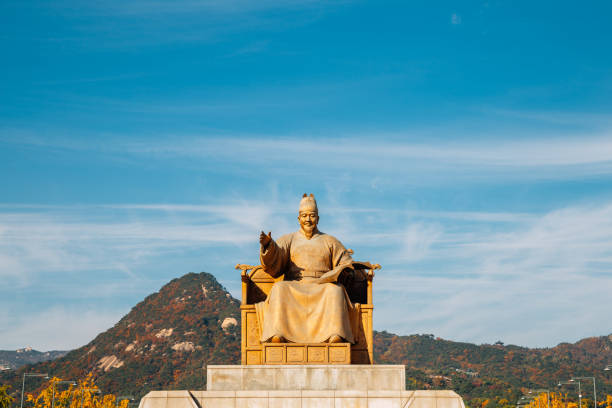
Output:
[259, 231, 272, 248]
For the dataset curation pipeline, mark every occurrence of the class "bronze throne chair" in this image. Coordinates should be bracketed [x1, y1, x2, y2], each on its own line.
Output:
[236, 256, 379, 365]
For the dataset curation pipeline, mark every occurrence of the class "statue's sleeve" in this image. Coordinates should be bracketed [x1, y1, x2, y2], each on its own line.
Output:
[315, 236, 354, 284]
[260, 233, 291, 278]
[330, 236, 353, 267]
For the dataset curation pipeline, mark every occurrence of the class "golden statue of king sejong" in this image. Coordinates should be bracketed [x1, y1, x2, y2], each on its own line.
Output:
[138, 196, 468, 404]
[237, 193, 379, 364]
[256, 194, 356, 344]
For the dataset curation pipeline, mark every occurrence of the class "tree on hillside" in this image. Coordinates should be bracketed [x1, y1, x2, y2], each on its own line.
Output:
[523, 391, 612, 408]
[26, 375, 129, 408]
[599, 395, 612, 408]
[0, 385, 14, 408]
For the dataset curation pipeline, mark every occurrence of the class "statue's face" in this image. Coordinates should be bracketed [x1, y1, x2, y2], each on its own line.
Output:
[298, 211, 319, 234]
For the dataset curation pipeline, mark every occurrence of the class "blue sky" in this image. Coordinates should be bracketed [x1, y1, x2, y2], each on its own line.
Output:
[2, 0, 612, 350]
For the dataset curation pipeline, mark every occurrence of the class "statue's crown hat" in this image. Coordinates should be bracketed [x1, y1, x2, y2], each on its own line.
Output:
[299, 193, 318, 212]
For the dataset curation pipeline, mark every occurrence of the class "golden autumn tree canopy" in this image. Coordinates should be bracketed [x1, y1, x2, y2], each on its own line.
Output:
[26, 375, 129, 408]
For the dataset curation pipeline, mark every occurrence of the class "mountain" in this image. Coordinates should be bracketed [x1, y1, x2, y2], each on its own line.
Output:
[374, 331, 612, 407]
[1, 272, 240, 400]
[0, 349, 67, 370]
[1, 272, 611, 408]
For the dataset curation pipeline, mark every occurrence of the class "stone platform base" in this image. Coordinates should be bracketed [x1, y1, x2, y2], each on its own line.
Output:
[140, 389, 465, 408]
[138, 365, 466, 408]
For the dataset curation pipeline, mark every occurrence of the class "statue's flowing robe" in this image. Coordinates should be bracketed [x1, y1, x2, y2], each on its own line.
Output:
[255, 230, 357, 343]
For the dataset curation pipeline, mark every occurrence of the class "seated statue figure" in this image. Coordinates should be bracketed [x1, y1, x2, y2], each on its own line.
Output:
[255, 194, 358, 344]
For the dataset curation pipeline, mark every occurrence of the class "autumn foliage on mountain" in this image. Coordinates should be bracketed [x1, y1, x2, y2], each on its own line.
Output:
[374, 331, 612, 408]
[2, 272, 611, 408]
[1, 273, 240, 402]
[522, 391, 612, 408]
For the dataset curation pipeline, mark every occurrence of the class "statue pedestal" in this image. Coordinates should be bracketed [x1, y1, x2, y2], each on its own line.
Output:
[207, 365, 404, 391]
[138, 365, 467, 408]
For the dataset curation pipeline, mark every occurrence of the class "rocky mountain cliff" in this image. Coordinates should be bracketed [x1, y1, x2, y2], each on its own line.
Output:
[2, 272, 611, 408]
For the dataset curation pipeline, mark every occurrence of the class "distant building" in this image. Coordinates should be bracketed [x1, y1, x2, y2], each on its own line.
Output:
[453, 368, 479, 377]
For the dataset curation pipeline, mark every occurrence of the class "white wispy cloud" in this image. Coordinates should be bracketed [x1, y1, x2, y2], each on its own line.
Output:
[0, 306, 121, 350]
[375, 201, 612, 347]
[4, 132, 612, 182]
[22, 0, 344, 48]
[2, 199, 612, 348]
[478, 107, 612, 128]
[0, 207, 268, 282]
[400, 223, 443, 262]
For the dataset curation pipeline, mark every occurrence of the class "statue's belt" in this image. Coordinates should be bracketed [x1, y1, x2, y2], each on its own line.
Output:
[290, 270, 327, 279]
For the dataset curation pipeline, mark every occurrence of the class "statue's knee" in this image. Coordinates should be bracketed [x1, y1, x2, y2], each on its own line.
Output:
[272, 281, 289, 291]
[328, 284, 345, 297]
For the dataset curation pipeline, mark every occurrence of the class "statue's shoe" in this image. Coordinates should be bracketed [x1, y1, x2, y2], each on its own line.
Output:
[328, 334, 343, 343]
[270, 335, 285, 343]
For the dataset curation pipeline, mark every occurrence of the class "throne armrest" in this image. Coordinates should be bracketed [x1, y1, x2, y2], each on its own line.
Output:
[236, 264, 282, 305]
[346, 261, 379, 305]
[236, 264, 256, 305]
